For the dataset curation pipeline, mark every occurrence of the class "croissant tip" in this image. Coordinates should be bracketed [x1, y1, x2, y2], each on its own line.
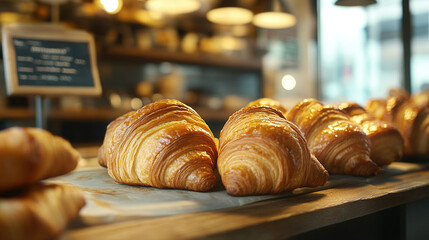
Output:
[186, 172, 217, 192]
[192, 180, 217, 192]
[221, 172, 247, 196]
[226, 188, 243, 196]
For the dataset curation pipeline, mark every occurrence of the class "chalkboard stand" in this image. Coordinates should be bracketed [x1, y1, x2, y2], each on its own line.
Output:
[35, 95, 48, 129]
[2, 23, 102, 130]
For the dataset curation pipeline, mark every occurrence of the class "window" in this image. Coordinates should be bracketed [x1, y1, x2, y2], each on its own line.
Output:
[411, 0, 429, 93]
[319, 0, 404, 104]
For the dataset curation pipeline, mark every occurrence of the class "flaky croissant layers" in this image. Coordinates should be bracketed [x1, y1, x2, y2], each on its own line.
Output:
[218, 105, 329, 196]
[99, 99, 218, 192]
[286, 99, 380, 177]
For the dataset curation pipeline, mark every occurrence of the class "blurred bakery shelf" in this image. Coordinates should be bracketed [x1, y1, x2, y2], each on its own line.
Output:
[0, 107, 234, 142]
[0, 108, 126, 121]
[49, 108, 129, 121]
[0, 107, 234, 122]
[0, 108, 34, 120]
[104, 47, 262, 71]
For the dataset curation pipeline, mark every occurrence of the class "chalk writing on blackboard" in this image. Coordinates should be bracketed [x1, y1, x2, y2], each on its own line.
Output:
[2, 23, 101, 96]
[14, 38, 95, 87]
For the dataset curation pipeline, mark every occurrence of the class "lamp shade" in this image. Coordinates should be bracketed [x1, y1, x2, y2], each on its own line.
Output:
[206, 0, 253, 25]
[146, 0, 201, 15]
[335, 0, 377, 7]
[253, 12, 296, 29]
[207, 7, 253, 25]
[253, 0, 296, 29]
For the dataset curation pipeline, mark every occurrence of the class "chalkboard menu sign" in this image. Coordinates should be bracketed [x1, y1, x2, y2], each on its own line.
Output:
[2, 23, 101, 96]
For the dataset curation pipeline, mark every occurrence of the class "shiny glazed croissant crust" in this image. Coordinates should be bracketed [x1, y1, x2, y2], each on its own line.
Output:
[0, 183, 85, 240]
[366, 95, 429, 155]
[218, 105, 329, 196]
[338, 102, 404, 166]
[99, 99, 218, 192]
[0, 127, 79, 193]
[247, 98, 287, 115]
[286, 99, 379, 177]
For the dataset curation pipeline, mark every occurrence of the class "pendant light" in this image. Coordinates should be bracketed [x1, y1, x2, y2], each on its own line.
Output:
[253, 0, 296, 29]
[335, 0, 377, 7]
[96, 0, 123, 14]
[206, 0, 253, 25]
[146, 0, 201, 15]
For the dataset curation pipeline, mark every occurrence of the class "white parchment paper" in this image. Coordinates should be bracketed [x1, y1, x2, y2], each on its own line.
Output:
[47, 159, 425, 225]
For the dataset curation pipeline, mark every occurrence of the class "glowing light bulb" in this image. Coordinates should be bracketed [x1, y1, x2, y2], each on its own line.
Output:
[281, 74, 296, 90]
[98, 0, 123, 14]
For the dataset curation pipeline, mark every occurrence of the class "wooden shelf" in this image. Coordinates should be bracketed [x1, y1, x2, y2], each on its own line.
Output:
[62, 159, 429, 240]
[105, 47, 262, 71]
[0, 107, 234, 122]
[0, 108, 127, 122]
[0, 108, 34, 120]
[49, 108, 129, 121]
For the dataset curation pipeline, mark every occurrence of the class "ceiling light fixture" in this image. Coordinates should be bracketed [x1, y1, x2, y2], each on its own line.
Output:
[146, 0, 201, 15]
[253, 0, 296, 29]
[96, 0, 123, 14]
[206, 0, 253, 25]
[335, 0, 377, 7]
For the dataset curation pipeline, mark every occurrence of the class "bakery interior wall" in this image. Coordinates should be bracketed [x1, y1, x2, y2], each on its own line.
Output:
[0, 0, 428, 144]
[0, 0, 316, 143]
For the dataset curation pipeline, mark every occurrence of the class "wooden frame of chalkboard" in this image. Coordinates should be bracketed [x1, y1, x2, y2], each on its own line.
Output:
[2, 23, 102, 96]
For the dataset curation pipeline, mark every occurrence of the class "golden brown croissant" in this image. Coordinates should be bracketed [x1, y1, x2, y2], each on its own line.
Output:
[98, 111, 134, 168]
[99, 99, 218, 192]
[285, 99, 379, 177]
[0, 127, 79, 193]
[388, 88, 410, 99]
[337, 102, 404, 166]
[410, 90, 429, 109]
[0, 183, 85, 240]
[218, 105, 329, 196]
[247, 98, 287, 115]
[366, 94, 429, 155]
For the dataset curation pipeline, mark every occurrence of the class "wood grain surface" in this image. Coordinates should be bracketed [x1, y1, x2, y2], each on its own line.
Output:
[61, 160, 429, 240]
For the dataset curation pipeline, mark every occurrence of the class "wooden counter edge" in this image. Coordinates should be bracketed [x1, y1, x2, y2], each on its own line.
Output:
[62, 166, 429, 240]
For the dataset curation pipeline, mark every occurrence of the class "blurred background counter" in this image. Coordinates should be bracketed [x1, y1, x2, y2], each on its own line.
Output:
[0, 0, 428, 143]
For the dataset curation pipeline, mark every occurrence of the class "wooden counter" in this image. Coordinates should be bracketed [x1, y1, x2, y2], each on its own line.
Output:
[61, 150, 429, 240]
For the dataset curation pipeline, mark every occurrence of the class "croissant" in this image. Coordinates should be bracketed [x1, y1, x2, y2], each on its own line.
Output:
[0, 127, 79, 193]
[0, 183, 85, 240]
[337, 102, 404, 166]
[99, 99, 218, 192]
[366, 93, 429, 155]
[285, 99, 379, 177]
[98, 111, 134, 168]
[218, 105, 329, 196]
[247, 98, 287, 115]
[410, 90, 429, 109]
